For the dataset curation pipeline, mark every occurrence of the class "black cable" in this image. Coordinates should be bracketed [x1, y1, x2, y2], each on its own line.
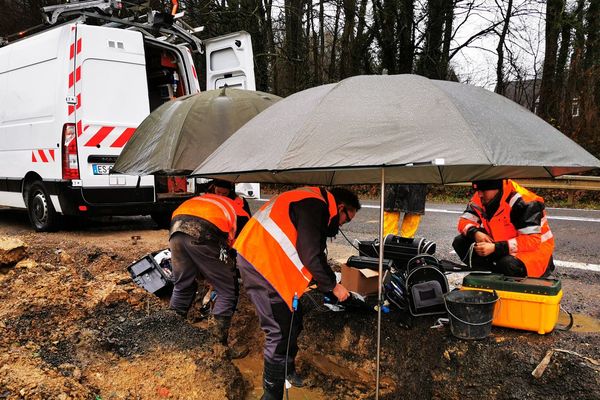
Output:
[337, 227, 360, 251]
[284, 310, 295, 400]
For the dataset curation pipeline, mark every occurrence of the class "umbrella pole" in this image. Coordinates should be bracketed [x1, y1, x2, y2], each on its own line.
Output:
[376, 168, 385, 400]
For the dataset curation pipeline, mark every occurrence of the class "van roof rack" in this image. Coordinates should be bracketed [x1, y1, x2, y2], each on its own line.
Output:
[1, 0, 203, 52]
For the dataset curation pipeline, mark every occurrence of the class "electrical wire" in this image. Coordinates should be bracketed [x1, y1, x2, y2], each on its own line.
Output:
[337, 227, 362, 253]
[284, 311, 294, 400]
[459, 242, 476, 269]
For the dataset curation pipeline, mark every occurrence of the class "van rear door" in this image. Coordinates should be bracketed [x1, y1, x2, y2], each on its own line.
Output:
[204, 31, 256, 90]
[73, 24, 153, 191]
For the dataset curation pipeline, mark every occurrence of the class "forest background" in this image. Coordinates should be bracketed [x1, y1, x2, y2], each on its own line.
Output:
[1, 0, 599, 161]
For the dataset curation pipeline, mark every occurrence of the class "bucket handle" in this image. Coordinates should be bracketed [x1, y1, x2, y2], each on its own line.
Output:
[443, 291, 499, 327]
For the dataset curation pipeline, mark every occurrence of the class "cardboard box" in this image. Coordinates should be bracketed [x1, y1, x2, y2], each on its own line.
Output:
[340, 263, 380, 296]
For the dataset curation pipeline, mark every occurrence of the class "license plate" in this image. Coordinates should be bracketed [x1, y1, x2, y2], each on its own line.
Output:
[92, 164, 113, 175]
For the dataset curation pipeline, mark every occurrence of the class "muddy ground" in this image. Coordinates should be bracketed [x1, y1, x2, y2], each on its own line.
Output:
[0, 213, 599, 400]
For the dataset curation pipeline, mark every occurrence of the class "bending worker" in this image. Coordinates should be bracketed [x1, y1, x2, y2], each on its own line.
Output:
[197, 179, 253, 315]
[235, 187, 360, 400]
[452, 179, 555, 277]
[209, 179, 252, 228]
[168, 192, 250, 357]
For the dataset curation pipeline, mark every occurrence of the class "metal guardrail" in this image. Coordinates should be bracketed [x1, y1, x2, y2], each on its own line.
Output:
[451, 175, 600, 205]
[451, 175, 600, 191]
[518, 175, 600, 191]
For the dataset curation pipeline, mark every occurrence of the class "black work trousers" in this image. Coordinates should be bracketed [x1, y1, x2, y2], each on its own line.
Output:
[452, 234, 527, 277]
[237, 254, 303, 365]
[169, 232, 239, 317]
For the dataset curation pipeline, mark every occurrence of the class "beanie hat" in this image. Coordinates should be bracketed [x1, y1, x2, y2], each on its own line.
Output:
[472, 179, 503, 191]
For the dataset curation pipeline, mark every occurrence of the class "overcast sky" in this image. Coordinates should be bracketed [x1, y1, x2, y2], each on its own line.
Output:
[450, 0, 546, 88]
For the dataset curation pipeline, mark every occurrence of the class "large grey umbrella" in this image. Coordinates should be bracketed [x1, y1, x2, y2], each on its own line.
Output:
[192, 74, 600, 399]
[193, 75, 599, 183]
[113, 88, 281, 175]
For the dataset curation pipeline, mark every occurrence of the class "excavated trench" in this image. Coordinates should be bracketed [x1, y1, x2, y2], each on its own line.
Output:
[0, 229, 599, 400]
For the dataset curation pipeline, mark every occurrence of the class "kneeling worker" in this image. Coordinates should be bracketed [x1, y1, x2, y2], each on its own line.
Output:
[168, 192, 250, 357]
[235, 187, 360, 400]
[452, 179, 554, 278]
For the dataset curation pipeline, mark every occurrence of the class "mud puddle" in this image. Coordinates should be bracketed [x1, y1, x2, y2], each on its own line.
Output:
[558, 310, 600, 333]
[234, 353, 327, 400]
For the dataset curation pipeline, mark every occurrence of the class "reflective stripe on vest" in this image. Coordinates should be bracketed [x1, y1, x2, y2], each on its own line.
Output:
[234, 187, 337, 309]
[172, 194, 237, 241]
[469, 179, 554, 277]
[254, 200, 311, 282]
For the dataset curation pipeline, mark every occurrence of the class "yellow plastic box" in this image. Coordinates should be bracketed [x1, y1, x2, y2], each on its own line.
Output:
[461, 273, 562, 334]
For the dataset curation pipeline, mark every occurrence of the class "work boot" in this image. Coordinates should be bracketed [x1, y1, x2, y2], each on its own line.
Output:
[261, 360, 286, 400]
[209, 314, 249, 359]
[286, 362, 304, 388]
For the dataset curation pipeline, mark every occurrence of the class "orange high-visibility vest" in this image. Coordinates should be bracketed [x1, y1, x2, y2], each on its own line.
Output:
[172, 193, 238, 242]
[232, 196, 250, 218]
[234, 187, 338, 310]
[458, 179, 554, 277]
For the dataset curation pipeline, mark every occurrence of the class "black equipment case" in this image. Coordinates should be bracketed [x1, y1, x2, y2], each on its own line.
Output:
[128, 249, 173, 295]
[358, 234, 436, 269]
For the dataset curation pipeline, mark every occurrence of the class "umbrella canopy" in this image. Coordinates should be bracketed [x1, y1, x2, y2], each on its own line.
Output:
[113, 88, 281, 175]
[191, 74, 599, 400]
[192, 74, 600, 183]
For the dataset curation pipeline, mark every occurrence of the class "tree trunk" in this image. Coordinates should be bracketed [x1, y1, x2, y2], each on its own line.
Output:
[328, 5, 342, 81]
[318, 0, 325, 83]
[538, 0, 564, 122]
[416, 0, 448, 79]
[397, 0, 414, 73]
[339, 0, 357, 78]
[494, 0, 513, 95]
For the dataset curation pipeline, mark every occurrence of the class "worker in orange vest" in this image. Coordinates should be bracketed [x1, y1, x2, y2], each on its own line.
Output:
[208, 179, 252, 233]
[168, 192, 250, 358]
[196, 179, 253, 317]
[234, 187, 360, 400]
[453, 179, 555, 278]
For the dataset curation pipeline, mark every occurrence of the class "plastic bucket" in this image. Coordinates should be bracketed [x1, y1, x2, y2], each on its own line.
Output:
[444, 290, 498, 340]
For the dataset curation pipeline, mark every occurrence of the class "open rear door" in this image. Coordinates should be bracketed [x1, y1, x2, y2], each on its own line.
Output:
[204, 31, 255, 91]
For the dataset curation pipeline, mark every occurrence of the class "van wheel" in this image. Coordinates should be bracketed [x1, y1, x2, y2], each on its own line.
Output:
[151, 212, 172, 229]
[27, 181, 60, 232]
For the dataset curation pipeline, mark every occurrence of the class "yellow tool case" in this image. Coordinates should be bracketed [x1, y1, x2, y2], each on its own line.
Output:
[461, 273, 562, 334]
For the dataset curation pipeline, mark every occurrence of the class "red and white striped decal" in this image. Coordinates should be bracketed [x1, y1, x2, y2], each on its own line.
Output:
[81, 126, 136, 148]
[31, 149, 56, 163]
[68, 26, 84, 135]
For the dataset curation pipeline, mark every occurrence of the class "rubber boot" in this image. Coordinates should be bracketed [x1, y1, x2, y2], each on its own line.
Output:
[286, 361, 304, 388]
[210, 315, 249, 359]
[261, 360, 286, 400]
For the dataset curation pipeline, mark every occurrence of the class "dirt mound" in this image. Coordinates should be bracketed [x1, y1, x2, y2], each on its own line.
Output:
[1, 230, 599, 400]
[0, 237, 245, 400]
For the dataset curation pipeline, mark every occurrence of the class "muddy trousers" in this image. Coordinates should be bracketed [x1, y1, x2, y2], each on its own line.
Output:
[238, 255, 303, 400]
[169, 232, 239, 317]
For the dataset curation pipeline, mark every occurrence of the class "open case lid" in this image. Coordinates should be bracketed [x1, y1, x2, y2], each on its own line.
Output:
[462, 273, 561, 296]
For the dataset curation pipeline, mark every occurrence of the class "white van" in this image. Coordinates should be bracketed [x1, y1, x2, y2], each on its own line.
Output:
[0, 10, 256, 231]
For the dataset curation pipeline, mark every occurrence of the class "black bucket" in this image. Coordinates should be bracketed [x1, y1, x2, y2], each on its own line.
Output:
[444, 290, 498, 340]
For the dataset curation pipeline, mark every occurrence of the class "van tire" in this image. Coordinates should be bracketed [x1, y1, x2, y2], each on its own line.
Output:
[151, 212, 172, 229]
[26, 181, 60, 232]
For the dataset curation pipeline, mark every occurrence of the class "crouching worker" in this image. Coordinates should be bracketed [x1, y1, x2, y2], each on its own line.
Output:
[452, 179, 555, 278]
[168, 193, 250, 358]
[234, 187, 360, 400]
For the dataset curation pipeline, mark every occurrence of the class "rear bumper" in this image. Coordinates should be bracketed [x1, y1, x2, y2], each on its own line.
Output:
[47, 181, 188, 216]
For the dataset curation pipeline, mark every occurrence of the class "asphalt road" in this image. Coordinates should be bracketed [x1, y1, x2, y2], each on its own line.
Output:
[250, 199, 600, 269]
[1, 198, 599, 269]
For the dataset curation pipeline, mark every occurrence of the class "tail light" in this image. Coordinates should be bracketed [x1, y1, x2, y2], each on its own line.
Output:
[62, 123, 80, 180]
